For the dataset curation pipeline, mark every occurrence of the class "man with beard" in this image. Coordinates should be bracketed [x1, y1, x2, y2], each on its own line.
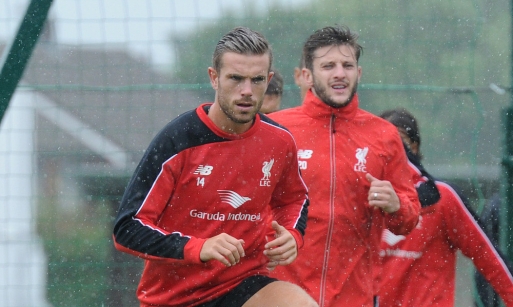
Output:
[268, 25, 420, 307]
[113, 26, 317, 307]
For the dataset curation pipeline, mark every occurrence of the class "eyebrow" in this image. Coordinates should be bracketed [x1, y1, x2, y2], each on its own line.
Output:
[227, 73, 267, 79]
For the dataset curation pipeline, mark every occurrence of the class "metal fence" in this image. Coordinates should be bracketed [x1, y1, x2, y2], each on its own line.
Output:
[0, 0, 511, 306]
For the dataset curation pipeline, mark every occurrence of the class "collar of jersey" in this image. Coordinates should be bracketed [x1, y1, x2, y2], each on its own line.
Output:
[196, 103, 260, 140]
[301, 90, 359, 121]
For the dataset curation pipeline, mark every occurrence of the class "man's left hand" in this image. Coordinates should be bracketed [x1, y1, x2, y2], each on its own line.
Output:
[366, 173, 400, 213]
[264, 221, 298, 271]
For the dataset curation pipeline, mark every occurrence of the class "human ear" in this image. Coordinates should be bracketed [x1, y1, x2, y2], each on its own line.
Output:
[208, 67, 218, 90]
[294, 67, 302, 86]
[267, 71, 275, 86]
[302, 68, 314, 87]
[410, 142, 420, 156]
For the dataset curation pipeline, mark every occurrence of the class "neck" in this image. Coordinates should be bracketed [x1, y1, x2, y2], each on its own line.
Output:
[207, 103, 253, 135]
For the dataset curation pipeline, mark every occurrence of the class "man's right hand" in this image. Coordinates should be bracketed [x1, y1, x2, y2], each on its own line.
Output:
[200, 233, 245, 267]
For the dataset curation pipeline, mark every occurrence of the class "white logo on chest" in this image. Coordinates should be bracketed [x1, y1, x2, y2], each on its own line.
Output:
[260, 159, 274, 186]
[194, 165, 213, 175]
[297, 149, 313, 170]
[382, 229, 406, 246]
[218, 190, 251, 208]
[194, 165, 213, 187]
[354, 147, 368, 172]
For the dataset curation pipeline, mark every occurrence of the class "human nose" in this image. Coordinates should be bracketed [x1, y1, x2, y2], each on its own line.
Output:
[239, 79, 253, 96]
[333, 64, 346, 79]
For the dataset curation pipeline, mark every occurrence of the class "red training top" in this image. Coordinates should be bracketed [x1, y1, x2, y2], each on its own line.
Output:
[269, 90, 420, 307]
[113, 104, 310, 307]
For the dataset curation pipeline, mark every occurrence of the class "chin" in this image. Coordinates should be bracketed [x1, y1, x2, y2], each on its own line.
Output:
[232, 114, 256, 124]
[326, 97, 350, 108]
[339, 98, 352, 106]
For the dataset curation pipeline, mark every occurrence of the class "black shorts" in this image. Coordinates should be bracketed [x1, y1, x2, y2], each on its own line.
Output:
[198, 275, 278, 307]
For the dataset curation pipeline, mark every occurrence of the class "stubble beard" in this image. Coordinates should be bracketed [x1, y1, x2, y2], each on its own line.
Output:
[313, 77, 358, 109]
[218, 93, 258, 124]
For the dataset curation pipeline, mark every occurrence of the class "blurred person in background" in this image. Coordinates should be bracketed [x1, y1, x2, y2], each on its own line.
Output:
[112, 26, 317, 307]
[268, 25, 421, 307]
[378, 107, 513, 307]
[260, 68, 284, 114]
[474, 192, 504, 307]
[293, 54, 310, 100]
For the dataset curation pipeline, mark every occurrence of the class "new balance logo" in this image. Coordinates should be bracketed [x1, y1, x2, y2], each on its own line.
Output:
[194, 165, 213, 175]
[297, 149, 313, 170]
[298, 149, 313, 159]
[218, 190, 251, 209]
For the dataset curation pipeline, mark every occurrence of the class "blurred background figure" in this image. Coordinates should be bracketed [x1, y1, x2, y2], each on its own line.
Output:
[474, 192, 504, 307]
[378, 107, 513, 307]
[260, 68, 284, 114]
[293, 55, 310, 100]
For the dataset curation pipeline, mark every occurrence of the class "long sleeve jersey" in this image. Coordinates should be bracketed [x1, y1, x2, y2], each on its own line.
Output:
[268, 90, 420, 307]
[113, 104, 310, 307]
[379, 179, 513, 307]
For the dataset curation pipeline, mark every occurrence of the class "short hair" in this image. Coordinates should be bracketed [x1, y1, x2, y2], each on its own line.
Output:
[303, 25, 363, 71]
[379, 108, 421, 147]
[265, 69, 283, 96]
[212, 27, 272, 73]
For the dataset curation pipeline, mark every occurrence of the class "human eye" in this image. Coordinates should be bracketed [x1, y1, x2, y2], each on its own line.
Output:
[322, 63, 334, 69]
[252, 76, 265, 84]
[230, 75, 243, 82]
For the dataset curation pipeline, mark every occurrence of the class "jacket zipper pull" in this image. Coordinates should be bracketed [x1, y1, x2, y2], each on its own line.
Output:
[331, 113, 336, 133]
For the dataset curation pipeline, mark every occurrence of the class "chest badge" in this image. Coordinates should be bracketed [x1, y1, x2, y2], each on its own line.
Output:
[354, 147, 368, 172]
[260, 159, 274, 187]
